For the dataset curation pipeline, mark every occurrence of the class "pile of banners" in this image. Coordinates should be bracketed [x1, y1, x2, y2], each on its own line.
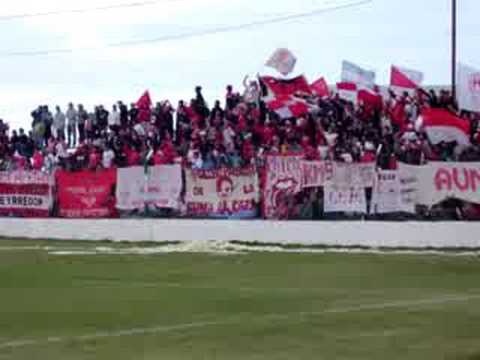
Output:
[0, 160, 479, 219]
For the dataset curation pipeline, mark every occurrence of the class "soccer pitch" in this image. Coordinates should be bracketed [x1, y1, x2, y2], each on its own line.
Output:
[1, 239, 480, 359]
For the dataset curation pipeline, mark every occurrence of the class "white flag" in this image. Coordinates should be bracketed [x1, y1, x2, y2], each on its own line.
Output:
[457, 63, 480, 112]
[341, 60, 375, 89]
[266, 48, 297, 76]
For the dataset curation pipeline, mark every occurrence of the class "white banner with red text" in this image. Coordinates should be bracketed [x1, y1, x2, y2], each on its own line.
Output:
[400, 162, 480, 206]
[0, 171, 53, 217]
[185, 167, 259, 219]
[116, 165, 182, 211]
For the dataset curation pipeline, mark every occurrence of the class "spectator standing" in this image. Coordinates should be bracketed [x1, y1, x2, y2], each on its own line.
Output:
[108, 104, 121, 132]
[66, 103, 78, 148]
[77, 104, 88, 144]
[54, 106, 66, 141]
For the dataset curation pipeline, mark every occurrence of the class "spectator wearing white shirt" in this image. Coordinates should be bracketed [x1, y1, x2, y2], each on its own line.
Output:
[102, 146, 115, 168]
[108, 104, 121, 132]
[66, 103, 78, 148]
[53, 106, 66, 141]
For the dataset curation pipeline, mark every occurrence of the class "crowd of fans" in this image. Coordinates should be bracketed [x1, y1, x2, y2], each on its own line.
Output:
[1, 81, 480, 175]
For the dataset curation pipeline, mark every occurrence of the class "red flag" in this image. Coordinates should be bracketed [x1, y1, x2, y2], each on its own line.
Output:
[56, 169, 117, 218]
[390, 66, 423, 89]
[136, 90, 152, 109]
[259, 76, 311, 119]
[358, 87, 383, 113]
[311, 77, 330, 98]
[418, 108, 470, 146]
[260, 75, 311, 97]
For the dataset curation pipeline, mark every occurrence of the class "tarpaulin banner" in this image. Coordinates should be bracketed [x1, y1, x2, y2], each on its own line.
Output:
[116, 165, 182, 211]
[185, 166, 259, 218]
[371, 170, 416, 214]
[324, 185, 367, 213]
[264, 155, 303, 219]
[301, 161, 375, 188]
[403, 162, 480, 206]
[0, 171, 53, 217]
[56, 169, 117, 218]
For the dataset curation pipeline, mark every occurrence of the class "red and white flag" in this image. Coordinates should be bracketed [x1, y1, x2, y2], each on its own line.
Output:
[390, 65, 424, 89]
[417, 108, 471, 146]
[336, 82, 358, 104]
[265, 48, 297, 76]
[311, 77, 330, 98]
[260, 75, 311, 119]
[457, 63, 480, 112]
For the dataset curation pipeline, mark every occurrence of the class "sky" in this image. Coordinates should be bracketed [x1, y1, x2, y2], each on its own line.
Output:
[0, 0, 479, 129]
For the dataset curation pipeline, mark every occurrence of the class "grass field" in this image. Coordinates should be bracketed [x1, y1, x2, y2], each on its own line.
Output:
[1, 239, 480, 359]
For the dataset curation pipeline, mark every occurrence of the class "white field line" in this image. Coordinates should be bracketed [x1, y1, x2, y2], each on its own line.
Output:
[1, 293, 479, 351]
[1, 243, 480, 257]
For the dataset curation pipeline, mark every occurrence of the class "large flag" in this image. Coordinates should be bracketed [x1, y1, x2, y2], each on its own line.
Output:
[341, 61, 376, 88]
[390, 65, 424, 89]
[310, 77, 330, 98]
[457, 63, 480, 112]
[417, 108, 471, 146]
[259, 75, 311, 119]
[265, 48, 297, 76]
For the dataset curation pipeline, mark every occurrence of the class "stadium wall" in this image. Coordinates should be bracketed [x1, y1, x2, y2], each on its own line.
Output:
[0, 219, 479, 249]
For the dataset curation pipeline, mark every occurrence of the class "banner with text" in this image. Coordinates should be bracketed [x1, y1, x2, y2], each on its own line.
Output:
[371, 170, 416, 214]
[116, 165, 182, 211]
[324, 185, 367, 213]
[264, 155, 303, 219]
[403, 162, 480, 206]
[185, 167, 259, 218]
[0, 171, 53, 217]
[302, 161, 376, 188]
[56, 169, 117, 218]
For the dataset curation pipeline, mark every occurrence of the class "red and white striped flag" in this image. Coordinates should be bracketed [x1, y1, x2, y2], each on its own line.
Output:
[390, 65, 424, 89]
[417, 108, 470, 146]
[259, 75, 311, 119]
[336, 82, 358, 104]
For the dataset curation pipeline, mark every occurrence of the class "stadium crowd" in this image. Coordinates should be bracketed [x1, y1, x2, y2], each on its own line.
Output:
[1, 81, 480, 176]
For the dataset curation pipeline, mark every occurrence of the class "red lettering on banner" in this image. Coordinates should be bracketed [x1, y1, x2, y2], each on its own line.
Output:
[435, 167, 480, 193]
[452, 168, 470, 192]
[470, 169, 480, 192]
[435, 169, 452, 191]
[187, 202, 213, 214]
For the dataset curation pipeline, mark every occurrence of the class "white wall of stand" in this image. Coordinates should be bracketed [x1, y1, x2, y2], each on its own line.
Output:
[0, 219, 478, 248]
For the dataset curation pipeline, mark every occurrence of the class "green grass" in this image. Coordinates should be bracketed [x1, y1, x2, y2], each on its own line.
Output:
[0, 239, 480, 359]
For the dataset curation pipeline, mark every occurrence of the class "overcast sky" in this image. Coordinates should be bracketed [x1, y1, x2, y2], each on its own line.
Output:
[0, 0, 478, 129]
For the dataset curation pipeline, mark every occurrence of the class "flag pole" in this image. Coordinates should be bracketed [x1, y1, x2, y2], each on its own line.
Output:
[451, 0, 457, 100]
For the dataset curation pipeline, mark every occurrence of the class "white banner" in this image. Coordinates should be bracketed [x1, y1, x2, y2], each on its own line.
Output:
[185, 167, 259, 218]
[404, 162, 480, 206]
[371, 170, 416, 214]
[457, 63, 480, 112]
[301, 161, 375, 188]
[116, 165, 182, 210]
[324, 185, 367, 213]
[0, 171, 53, 217]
